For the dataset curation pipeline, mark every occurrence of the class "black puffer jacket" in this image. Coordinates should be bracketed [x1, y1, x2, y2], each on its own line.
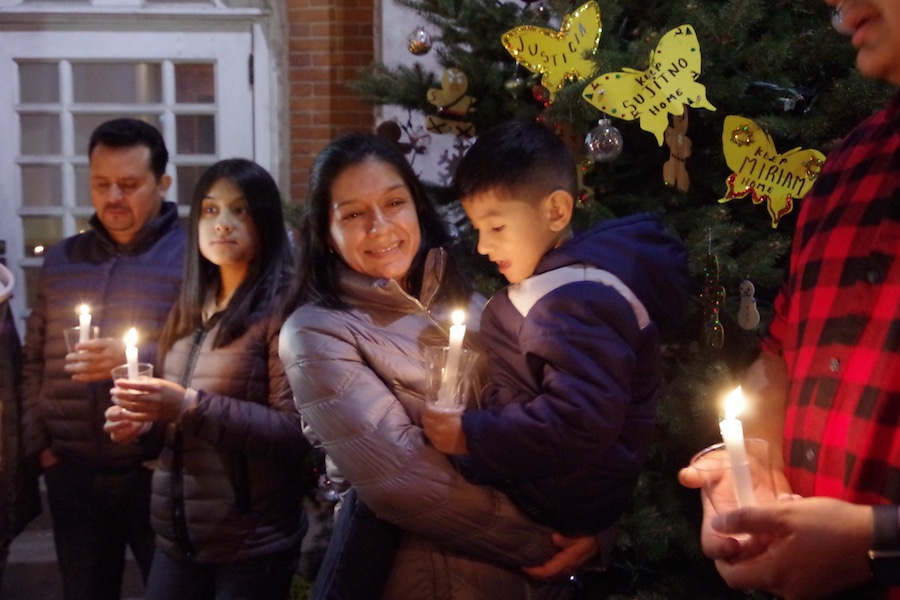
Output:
[22, 202, 185, 468]
[0, 265, 41, 540]
[152, 310, 311, 563]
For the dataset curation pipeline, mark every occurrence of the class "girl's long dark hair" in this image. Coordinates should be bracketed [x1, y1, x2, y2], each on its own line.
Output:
[159, 158, 292, 359]
[282, 132, 471, 316]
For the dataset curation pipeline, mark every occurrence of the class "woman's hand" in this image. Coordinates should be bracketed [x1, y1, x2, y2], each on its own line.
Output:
[103, 404, 149, 444]
[522, 533, 599, 580]
[110, 377, 188, 423]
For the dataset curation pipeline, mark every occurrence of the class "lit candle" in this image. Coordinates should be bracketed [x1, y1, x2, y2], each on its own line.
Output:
[437, 310, 466, 407]
[78, 304, 91, 344]
[125, 328, 139, 380]
[720, 386, 756, 507]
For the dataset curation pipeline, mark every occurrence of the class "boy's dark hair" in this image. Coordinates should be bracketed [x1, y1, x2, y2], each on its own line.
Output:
[452, 118, 578, 203]
[88, 118, 169, 181]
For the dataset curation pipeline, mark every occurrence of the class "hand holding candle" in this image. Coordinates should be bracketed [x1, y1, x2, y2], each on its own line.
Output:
[436, 310, 466, 409]
[124, 328, 139, 380]
[719, 386, 756, 507]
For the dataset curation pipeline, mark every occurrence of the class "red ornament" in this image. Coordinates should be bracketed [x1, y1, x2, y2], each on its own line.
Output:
[532, 84, 551, 105]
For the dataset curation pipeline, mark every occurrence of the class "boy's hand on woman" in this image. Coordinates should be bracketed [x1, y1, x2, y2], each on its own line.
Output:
[421, 408, 468, 455]
[523, 533, 599, 581]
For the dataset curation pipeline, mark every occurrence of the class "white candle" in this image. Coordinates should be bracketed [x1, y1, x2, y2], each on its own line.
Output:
[78, 304, 91, 344]
[437, 310, 466, 407]
[125, 327, 139, 380]
[720, 386, 756, 507]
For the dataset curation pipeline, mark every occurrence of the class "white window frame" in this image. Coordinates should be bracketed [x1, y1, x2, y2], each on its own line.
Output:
[0, 3, 282, 327]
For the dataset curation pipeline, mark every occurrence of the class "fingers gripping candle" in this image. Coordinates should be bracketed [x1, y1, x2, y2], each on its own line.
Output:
[437, 310, 466, 408]
[125, 328, 139, 380]
[720, 386, 756, 507]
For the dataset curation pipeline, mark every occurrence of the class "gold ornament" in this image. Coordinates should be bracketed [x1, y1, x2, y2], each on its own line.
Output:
[425, 68, 477, 139]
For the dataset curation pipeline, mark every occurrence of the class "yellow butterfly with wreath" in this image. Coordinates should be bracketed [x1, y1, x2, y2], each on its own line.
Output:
[502, 0, 602, 100]
[719, 115, 826, 228]
[582, 24, 715, 145]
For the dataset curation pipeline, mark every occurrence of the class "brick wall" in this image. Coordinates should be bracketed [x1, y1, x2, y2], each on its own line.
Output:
[286, 0, 376, 203]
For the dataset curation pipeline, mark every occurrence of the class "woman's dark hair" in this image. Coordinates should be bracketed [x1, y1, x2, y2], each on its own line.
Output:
[159, 158, 292, 357]
[282, 132, 470, 315]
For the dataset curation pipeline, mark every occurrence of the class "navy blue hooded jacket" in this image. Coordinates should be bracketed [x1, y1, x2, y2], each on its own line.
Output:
[458, 213, 689, 534]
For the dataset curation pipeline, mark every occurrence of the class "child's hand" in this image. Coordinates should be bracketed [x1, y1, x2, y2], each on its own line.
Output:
[421, 408, 468, 455]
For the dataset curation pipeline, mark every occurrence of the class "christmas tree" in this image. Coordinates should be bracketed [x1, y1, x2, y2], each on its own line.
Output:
[352, 1, 893, 597]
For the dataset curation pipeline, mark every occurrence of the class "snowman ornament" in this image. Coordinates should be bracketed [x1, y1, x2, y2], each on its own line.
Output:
[737, 279, 761, 330]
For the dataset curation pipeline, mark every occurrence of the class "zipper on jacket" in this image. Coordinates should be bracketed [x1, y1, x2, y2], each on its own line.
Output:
[171, 326, 207, 560]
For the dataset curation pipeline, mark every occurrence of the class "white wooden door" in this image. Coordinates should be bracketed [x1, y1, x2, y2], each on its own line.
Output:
[0, 24, 259, 326]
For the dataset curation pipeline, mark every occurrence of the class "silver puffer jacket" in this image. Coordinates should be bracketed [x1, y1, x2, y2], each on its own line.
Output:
[279, 249, 572, 600]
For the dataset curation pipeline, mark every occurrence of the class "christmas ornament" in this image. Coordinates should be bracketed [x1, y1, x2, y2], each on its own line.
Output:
[663, 111, 691, 192]
[407, 25, 433, 55]
[831, 7, 853, 35]
[701, 251, 725, 349]
[582, 24, 716, 145]
[504, 73, 527, 98]
[528, 1, 550, 21]
[737, 279, 760, 331]
[425, 68, 476, 139]
[502, 0, 602, 100]
[577, 158, 595, 205]
[376, 120, 431, 159]
[584, 118, 623, 162]
[408, 126, 432, 153]
[532, 84, 551, 106]
[718, 115, 826, 228]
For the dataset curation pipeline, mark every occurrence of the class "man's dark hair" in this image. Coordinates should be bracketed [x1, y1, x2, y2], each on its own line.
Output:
[453, 118, 578, 203]
[88, 118, 169, 180]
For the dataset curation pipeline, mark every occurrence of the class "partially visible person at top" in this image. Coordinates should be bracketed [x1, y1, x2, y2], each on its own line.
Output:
[679, 1, 900, 599]
[21, 117, 185, 600]
[279, 132, 599, 600]
[104, 158, 313, 600]
[0, 263, 41, 595]
[422, 117, 689, 540]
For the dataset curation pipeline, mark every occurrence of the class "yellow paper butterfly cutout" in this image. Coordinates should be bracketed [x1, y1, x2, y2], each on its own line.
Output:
[502, 0, 602, 99]
[718, 115, 826, 228]
[582, 24, 716, 145]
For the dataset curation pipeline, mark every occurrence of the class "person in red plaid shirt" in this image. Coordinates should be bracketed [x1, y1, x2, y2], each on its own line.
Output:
[680, 1, 900, 598]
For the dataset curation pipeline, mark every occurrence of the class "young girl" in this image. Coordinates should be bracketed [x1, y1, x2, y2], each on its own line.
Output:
[105, 158, 311, 600]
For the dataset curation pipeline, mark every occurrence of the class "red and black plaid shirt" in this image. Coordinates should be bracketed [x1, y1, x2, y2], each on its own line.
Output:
[763, 93, 900, 507]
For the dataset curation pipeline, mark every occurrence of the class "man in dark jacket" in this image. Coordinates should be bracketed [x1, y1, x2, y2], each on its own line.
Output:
[22, 118, 186, 600]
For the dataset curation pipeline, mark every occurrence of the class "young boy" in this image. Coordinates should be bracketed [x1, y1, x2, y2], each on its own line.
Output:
[423, 118, 690, 536]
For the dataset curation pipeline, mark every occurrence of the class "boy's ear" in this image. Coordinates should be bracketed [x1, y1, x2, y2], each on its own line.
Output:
[544, 190, 574, 233]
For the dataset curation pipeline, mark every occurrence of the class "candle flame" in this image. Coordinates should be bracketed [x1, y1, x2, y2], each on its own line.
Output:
[79, 304, 90, 317]
[724, 386, 745, 420]
[451, 309, 465, 326]
[125, 327, 138, 348]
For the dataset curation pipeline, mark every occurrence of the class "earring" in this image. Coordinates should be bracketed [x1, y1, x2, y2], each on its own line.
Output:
[832, 6, 853, 35]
